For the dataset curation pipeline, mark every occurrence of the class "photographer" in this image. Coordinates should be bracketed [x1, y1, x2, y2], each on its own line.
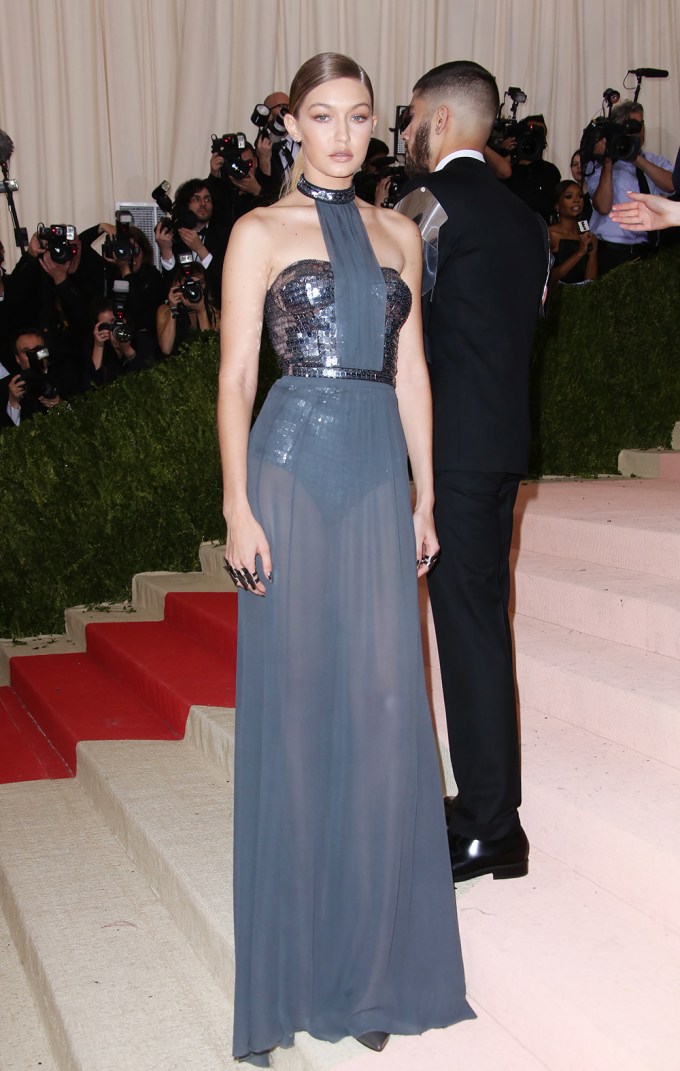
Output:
[207, 141, 273, 227]
[586, 101, 674, 275]
[156, 262, 219, 357]
[253, 90, 299, 198]
[80, 219, 165, 337]
[4, 226, 105, 395]
[153, 180, 229, 306]
[502, 115, 561, 223]
[85, 298, 154, 389]
[0, 329, 66, 429]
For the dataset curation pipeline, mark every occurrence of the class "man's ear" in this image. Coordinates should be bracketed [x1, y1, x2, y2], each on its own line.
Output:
[434, 104, 450, 136]
[283, 113, 300, 143]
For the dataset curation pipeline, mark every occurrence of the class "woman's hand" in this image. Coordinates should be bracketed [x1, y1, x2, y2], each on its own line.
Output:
[224, 510, 273, 596]
[413, 507, 440, 579]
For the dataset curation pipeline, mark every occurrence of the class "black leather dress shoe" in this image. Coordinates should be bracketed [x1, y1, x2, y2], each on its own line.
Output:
[356, 1031, 391, 1052]
[449, 827, 529, 883]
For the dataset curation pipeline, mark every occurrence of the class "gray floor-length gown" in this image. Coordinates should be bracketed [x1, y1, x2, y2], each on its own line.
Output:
[232, 177, 474, 1066]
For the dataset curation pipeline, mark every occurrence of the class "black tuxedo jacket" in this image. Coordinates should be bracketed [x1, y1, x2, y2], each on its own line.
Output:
[415, 157, 548, 475]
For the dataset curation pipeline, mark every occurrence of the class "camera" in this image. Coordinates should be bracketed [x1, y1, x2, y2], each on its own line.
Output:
[21, 345, 59, 401]
[251, 104, 289, 142]
[171, 252, 203, 317]
[102, 210, 138, 262]
[375, 160, 408, 209]
[151, 181, 199, 239]
[211, 132, 251, 179]
[487, 87, 546, 162]
[578, 115, 642, 171]
[110, 279, 132, 344]
[36, 223, 78, 264]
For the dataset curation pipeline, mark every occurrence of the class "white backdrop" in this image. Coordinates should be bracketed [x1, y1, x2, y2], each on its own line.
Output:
[1, 0, 679, 266]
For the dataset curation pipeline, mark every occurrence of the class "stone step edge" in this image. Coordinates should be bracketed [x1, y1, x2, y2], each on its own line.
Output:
[618, 447, 680, 479]
[0, 902, 58, 1071]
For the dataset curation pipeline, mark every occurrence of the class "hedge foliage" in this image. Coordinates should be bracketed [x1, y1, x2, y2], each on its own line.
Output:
[529, 245, 680, 475]
[2, 248, 679, 636]
[0, 330, 280, 637]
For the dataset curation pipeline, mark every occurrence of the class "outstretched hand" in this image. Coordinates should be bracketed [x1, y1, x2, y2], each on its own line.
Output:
[610, 191, 680, 232]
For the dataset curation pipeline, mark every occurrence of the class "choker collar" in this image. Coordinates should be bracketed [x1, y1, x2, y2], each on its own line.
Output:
[297, 175, 356, 204]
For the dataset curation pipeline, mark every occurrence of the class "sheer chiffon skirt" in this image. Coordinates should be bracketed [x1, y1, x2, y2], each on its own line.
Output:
[232, 378, 474, 1064]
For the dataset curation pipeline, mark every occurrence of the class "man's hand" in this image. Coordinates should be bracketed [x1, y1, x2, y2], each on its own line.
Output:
[39, 251, 70, 285]
[230, 171, 262, 196]
[154, 220, 174, 257]
[177, 228, 207, 258]
[256, 134, 273, 175]
[7, 374, 25, 409]
[39, 392, 62, 410]
[210, 153, 225, 177]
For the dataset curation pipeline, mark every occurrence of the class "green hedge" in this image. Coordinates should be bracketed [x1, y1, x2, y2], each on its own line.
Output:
[529, 245, 680, 475]
[2, 248, 680, 637]
[0, 331, 280, 637]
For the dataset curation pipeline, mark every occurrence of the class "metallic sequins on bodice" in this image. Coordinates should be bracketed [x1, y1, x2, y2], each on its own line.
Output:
[264, 259, 412, 386]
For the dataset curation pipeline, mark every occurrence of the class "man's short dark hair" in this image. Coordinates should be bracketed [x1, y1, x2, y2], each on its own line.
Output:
[413, 61, 500, 132]
[12, 327, 45, 355]
[174, 178, 211, 211]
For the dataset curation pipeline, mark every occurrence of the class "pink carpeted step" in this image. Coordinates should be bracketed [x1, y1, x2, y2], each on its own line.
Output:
[8, 655, 178, 772]
[514, 479, 680, 579]
[83, 619, 234, 736]
[512, 547, 680, 658]
[513, 614, 680, 769]
[162, 590, 237, 661]
[0, 686, 71, 783]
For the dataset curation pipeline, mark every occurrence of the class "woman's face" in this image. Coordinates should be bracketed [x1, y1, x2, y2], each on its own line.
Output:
[286, 77, 376, 186]
[557, 182, 584, 218]
[570, 153, 582, 184]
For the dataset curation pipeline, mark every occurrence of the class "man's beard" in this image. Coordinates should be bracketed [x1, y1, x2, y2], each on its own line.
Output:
[405, 119, 431, 178]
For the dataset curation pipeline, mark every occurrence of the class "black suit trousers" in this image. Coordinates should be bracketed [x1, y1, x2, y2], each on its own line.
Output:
[428, 470, 522, 840]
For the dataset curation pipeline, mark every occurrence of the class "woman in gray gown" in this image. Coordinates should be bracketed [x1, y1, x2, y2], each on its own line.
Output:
[217, 52, 474, 1067]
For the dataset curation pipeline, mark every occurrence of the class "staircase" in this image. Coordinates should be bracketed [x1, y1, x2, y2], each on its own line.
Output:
[1, 474, 680, 1070]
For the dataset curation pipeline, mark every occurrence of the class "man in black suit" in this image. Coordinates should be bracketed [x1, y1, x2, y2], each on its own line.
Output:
[399, 61, 548, 883]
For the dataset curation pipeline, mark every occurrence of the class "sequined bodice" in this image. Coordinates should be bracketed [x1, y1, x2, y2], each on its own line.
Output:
[264, 259, 412, 386]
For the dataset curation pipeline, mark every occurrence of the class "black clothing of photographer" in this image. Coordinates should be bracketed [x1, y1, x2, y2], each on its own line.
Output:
[0, 329, 67, 429]
[80, 222, 165, 338]
[4, 229, 105, 397]
[84, 300, 154, 390]
[154, 180, 229, 307]
[502, 116, 561, 224]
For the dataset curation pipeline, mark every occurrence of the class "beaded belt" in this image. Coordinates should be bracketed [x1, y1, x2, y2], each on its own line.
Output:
[283, 365, 394, 386]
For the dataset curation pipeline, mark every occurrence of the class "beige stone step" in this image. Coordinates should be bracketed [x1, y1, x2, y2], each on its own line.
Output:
[0, 905, 58, 1071]
[0, 778, 239, 1071]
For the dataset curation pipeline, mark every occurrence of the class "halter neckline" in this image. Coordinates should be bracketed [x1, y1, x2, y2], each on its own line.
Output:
[297, 175, 356, 204]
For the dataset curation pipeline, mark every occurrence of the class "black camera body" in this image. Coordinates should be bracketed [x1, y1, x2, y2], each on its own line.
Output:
[579, 115, 642, 171]
[102, 210, 138, 262]
[489, 118, 546, 162]
[170, 252, 203, 317]
[21, 345, 58, 401]
[377, 163, 408, 209]
[36, 223, 78, 264]
[211, 132, 250, 179]
[251, 104, 289, 143]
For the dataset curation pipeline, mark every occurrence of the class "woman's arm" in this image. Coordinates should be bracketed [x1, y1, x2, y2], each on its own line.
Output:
[392, 218, 439, 577]
[610, 191, 680, 231]
[156, 289, 181, 355]
[218, 212, 274, 595]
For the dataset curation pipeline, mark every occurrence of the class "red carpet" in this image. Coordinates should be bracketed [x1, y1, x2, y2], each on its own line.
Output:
[1, 592, 238, 782]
